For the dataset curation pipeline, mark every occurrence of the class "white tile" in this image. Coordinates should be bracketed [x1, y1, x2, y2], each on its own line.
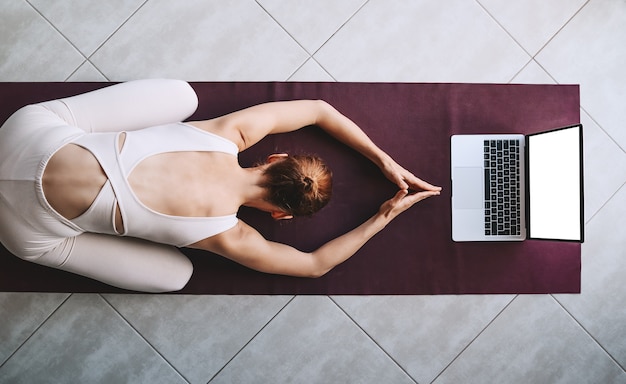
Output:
[478, 0, 587, 56]
[0, 294, 185, 384]
[288, 58, 335, 81]
[511, 59, 556, 84]
[90, 0, 308, 80]
[211, 296, 414, 384]
[67, 61, 108, 81]
[580, 110, 626, 222]
[28, 0, 144, 57]
[536, 0, 626, 149]
[0, 0, 84, 80]
[434, 295, 626, 384]
[257, 0, 366, 53]
[555, 183, 626, 369]
[0, 293, 69, 365]
[333, 295, 514, 384]
[104, 294, 291, 384]
[314, 0, 529, 82]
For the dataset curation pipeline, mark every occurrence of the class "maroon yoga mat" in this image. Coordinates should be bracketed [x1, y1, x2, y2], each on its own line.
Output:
[0, 82, 581, 294]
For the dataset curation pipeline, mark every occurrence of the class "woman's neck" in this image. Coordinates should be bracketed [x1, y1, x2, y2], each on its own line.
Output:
[238, 166, 272, 212]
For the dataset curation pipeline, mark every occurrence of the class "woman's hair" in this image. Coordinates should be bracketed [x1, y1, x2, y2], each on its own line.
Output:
[262, 155, 332, 217]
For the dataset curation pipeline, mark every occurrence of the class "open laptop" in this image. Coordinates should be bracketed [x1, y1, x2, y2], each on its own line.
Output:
[451, 124, 584, 242]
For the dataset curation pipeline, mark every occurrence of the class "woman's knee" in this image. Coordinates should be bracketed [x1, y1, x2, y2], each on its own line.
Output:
[167, 79, 198, 112]
[155, 254, 193, 292]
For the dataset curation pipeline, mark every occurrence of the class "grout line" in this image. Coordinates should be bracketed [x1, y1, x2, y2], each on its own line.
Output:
[0, 293, 73, 369]
[478, 0, 591, 86]
[23, 0, 89, 62]
[507, 58, 534, 84]
[476, 0, 591, 63]
[584, 180, 626, 225]
[206, 295, 297, 383]
[328, 296, 418, 384]
[253, 0, 314, 56]
[531, 0, 591, 61]
[429, 294, 518, 383]
[88, 60, 111, 82]
[284, 57, 314, 81]
[254, 0, 369, 82]
[83, 0, 149, 66]
[550, 294, 626, 373]
[581, 105, 626, 155]
[284, 57, 338, 82]
[64, 60, 87, 82]
[25, 0, 149, 82]
[302, 0, 367, 82]
[99, 294, 191, 384]
[81, 0, 149, 82]
[309, 56, 339, 82]
[530, 59, 566, 84]
[309, 0, 370, 57]
[474, 0, 534, 59]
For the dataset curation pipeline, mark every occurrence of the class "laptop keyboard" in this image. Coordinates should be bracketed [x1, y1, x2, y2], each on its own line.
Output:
[484, 139, 522, 236]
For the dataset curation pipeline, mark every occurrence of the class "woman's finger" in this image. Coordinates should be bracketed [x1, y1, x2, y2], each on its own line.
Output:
[406, 174, 442, 192]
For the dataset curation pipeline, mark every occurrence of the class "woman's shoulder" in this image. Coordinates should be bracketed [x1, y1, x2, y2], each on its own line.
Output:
[184, 119, 245, 152]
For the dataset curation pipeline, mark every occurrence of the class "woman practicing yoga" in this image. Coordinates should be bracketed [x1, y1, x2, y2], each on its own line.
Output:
[0, 79, 441, 292]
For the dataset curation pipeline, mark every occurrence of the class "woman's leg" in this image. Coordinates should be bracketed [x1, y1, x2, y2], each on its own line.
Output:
[53, 233, 193, 293]
[39, 78, 198, 133]
[0, 79, 198, 291]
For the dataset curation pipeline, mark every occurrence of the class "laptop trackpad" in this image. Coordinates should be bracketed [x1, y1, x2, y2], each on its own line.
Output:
[453, 167, 483, 209]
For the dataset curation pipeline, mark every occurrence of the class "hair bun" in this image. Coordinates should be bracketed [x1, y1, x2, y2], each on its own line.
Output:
[262, 154, 332, 217]
[302, 176, 314, 193]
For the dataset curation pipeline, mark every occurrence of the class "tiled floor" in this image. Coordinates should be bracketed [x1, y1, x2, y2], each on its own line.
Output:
[1, 1, 625, 383]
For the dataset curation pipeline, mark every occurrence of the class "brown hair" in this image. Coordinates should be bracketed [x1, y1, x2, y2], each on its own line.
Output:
[261, 155, 332, 217]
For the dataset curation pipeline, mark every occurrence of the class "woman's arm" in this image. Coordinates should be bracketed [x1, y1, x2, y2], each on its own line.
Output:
[314, 101, 441, 193]
[192, 188, 439, 278]
[192, 100, 441, 192]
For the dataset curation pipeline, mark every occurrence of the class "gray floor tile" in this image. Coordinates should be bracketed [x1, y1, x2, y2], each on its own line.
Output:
[0, 294, 185, 384]
[314, 0, 529, 82]
[333, 295, 514, 384]
[536, 0, 626, 149]
[104, 294, 291, 384]
[0, 0, 84, 81]
[433, 295, 626, 384]
[28, 0, 145, 57]
[0, 293, 69, 366]
[210, 296, 414, 384]
[257, 0, 366, 54]
[90, 0, 308, 80]
[1, 2, 624, 383]
[478, 0, 587, 56]
[580, 110, 626, 223]
[555, 183, 626, 370]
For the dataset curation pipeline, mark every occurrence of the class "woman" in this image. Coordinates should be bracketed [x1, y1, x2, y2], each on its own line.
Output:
[0, 79, 441, 292]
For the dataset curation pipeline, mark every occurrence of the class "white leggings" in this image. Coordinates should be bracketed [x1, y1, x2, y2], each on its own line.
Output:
[0, 79, 199, 292]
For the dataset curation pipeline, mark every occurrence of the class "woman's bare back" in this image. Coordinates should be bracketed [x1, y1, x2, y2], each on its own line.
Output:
[42, 135, 242, 232]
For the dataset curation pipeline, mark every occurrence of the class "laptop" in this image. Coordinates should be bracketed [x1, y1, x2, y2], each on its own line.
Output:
[451, 124, 584, 242]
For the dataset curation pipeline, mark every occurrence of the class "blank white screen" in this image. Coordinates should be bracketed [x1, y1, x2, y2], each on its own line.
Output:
[527, 126, 582, 241]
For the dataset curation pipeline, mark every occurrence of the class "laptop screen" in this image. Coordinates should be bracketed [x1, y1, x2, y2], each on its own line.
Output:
[526, 124, 584, 242]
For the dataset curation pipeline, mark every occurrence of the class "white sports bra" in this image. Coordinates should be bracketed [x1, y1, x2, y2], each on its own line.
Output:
[70, 123, 239, 247]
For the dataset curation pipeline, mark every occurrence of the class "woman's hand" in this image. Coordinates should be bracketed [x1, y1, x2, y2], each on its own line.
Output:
[379, 157, 442, 193]
[378, 189, 440, 222]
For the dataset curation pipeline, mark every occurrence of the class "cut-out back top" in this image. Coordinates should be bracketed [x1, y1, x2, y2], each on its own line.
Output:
[71, 123, 239, 247]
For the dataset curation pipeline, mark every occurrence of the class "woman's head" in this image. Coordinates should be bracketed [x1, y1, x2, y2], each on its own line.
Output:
[261, 154, 332, 217]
